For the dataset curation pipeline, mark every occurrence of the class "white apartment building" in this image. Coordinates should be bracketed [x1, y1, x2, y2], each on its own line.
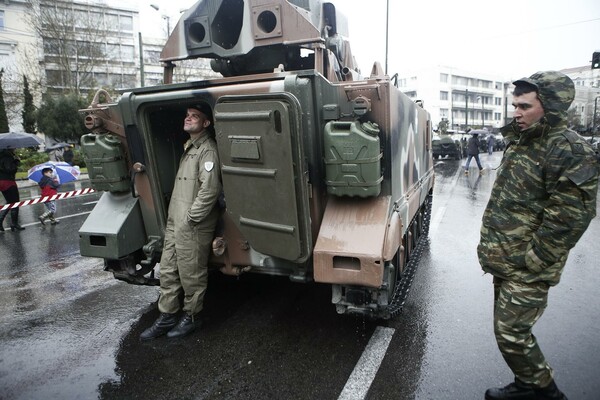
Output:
[0, 0, 41, 128]
[560, 65, 600, 132]
[397, 66, 507, 132]
[397, 64, 600, 134]
[0, 0, 216, 131]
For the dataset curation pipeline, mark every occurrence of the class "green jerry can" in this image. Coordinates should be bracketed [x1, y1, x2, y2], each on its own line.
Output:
[323, 121, 383, 197]
[80, 134, 130, 192]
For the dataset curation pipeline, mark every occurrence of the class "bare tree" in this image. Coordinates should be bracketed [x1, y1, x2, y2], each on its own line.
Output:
[24, 0, 110, 95]
[172, 58, 222, 83]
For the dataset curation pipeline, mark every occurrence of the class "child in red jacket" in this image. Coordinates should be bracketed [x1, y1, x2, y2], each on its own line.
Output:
[38, 167, 60, 225]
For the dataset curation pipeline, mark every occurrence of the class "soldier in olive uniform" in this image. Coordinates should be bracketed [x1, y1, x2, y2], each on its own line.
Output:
[478, 71, 599, 400]
[141, 104, 222, 340]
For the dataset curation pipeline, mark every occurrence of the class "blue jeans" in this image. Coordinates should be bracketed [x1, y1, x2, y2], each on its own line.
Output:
[465, 154, 482, 170]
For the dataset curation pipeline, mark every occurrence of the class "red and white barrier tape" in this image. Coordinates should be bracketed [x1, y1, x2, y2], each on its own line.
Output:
[0, 187, 97, 211]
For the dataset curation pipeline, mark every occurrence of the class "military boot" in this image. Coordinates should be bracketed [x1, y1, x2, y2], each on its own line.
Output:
[140, 313, 178, 341]
[485, 379, 568, 400]
[534, 381, 568, 400]
[167, 314, 198, 339]
[485, 380, 535, 400]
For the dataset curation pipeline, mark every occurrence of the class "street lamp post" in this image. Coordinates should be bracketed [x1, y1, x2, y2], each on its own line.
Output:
[477, 96, 485, 128]
[150, 4, 171, 37]
[465, 88, 469, 129]
[593, 96, 599, 141]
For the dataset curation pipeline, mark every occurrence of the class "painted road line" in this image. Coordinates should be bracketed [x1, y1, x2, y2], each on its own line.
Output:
[429, 205, 446, 240]
[20, 211, 92, 228]
[338, 326, 395, 400]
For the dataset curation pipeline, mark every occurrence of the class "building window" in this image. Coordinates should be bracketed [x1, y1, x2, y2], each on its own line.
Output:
[120, 15, 133, 31]
[440, 91, 448, 100]
[121, 45, 135, 60]
[440, 108, 448, 118]
[495, 112, 501, 121]
[145, 50, 161, 63]
[495, 97, 502, 106]
[440, 73, 448, 83]
[0, 10, 4, 30]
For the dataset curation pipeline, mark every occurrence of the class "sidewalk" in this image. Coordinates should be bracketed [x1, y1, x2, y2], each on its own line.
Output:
[16, 173, 90, 189]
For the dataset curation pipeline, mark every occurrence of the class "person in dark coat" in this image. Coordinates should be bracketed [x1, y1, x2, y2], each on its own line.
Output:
[464, 132, 484, 174]
[63, 145, 74, 165]
[0, 149, 25, 232]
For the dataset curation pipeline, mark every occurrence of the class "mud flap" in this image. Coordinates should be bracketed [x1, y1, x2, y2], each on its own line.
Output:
[313, 196, 394, 287]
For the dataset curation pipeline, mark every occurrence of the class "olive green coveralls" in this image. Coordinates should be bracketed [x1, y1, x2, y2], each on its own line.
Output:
[158, 133, 221, 316]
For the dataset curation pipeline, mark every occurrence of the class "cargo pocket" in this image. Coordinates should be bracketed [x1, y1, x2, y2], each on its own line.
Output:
[497, 281, 549, 332]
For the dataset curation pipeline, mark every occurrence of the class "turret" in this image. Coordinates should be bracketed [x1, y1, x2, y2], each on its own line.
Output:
[160, 0, 358, 79]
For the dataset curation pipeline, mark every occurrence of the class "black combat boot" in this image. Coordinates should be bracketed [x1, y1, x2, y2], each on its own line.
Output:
[534, 380, 568, 400]
[167, 314, 198, 338]
[0, 209, 8, 232]
[9, 209, 24, 231]
[485, 380, 535, 400]
[140, 313, 178, 341]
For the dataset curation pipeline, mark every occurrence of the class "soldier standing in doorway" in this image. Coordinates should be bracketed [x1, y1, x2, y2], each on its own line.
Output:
[141, 103, 221, 340]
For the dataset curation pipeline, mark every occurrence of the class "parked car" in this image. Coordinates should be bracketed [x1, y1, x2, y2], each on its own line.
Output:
[494, 133, 506, 151]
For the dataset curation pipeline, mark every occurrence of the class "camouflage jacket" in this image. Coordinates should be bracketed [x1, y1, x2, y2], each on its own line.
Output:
[478, 75, 599, 285]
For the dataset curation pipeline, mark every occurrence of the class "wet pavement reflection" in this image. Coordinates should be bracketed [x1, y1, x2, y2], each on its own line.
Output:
[1, 151, 599, 399]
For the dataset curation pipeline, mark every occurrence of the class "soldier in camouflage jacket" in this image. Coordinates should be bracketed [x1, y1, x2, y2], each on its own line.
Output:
[478, 71, 599, 400]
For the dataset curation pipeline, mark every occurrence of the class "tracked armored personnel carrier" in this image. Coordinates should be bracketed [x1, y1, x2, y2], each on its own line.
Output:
[79, 0, 434, 319]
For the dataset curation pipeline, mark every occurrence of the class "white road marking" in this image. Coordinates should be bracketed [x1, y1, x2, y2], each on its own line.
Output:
[338, 326, 395, 400]
[429, 205, 446, 240]
[20, 211, 92, 228]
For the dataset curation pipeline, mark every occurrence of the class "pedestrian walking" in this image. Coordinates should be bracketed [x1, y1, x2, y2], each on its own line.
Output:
[49, 147, 64, 162]
[38, 167, 60, 225]
[478, 71, 599, 400]
[140, 103, 222, 340]
[487, 134, 494, 155]
[0, 149, 25, 232]
[464, 131, 484, 174]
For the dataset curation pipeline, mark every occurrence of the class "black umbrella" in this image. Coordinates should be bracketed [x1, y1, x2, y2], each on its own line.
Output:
[0, 132, 43, 149]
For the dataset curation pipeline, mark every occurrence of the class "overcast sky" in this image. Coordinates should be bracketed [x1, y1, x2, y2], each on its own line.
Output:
[123, 0, 600, 81]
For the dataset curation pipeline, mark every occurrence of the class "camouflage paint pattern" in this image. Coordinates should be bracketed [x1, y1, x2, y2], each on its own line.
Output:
[78, 0, 434, 316]
[479, 70, 599, 387]
[478, 72, 598, 286]
[493, 277, 554, 387]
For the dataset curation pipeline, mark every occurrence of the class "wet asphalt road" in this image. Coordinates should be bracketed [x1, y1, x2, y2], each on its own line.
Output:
[1, 152, 599, 400]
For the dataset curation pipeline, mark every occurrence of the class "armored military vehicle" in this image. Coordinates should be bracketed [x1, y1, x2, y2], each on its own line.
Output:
[79, 0, 434, 319]
[432, 129, 466, 159]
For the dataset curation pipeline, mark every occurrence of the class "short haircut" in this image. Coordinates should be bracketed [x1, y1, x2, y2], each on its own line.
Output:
[42, 167, 53, 174]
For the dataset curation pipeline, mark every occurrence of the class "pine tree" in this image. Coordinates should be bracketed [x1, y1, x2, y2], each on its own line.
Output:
[0, 69, 9, 132]
[22, 75, 36, 133]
